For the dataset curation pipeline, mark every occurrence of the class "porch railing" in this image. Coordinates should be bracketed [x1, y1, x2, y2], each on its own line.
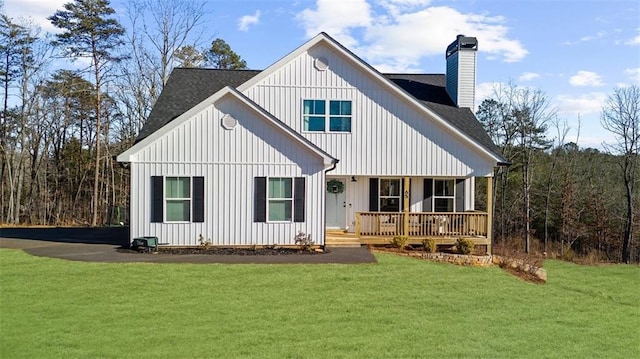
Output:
[355, 212, 488, 237]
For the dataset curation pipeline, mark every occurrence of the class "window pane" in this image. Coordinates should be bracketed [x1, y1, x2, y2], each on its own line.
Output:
[329, 117, 351, 132]
[303, 100, 313, 114]
[269, 200, 292, 221]
[341, 101, 351, 115]
[435, 179, 454, 196]
[304, 100, 325, 115]
[329, 101, 340, 115]
[330, 100, 351, 115]
[304, 115, 325, 131]
[314, 100, 325, 115]
[380, 179, 400, 196]
[434, 198, 454, 212]
[166, 200, 190, 221]
[268, 178, 292, 198]
[166, 177, 190, 198]
[380, 198, 400, 212]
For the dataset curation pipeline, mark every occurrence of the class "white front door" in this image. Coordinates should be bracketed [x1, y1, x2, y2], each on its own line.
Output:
[326, 178, 347, 229]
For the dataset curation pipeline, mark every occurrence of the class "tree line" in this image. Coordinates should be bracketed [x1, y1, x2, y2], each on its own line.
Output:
[1, 0, 637, 263]
[476, 84, 638, 263]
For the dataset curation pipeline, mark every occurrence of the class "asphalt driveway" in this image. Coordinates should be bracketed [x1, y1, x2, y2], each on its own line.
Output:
[0, 227, 376, 264]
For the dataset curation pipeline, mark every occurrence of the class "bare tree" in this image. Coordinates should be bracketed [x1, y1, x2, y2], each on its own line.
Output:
[129, 0, 206, 87]
[543, 117, 572, 253]
[601, 85, 639, 263]
[0, 14, 50, 223]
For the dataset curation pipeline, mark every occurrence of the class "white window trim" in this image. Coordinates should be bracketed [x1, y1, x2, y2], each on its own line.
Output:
[379, 178, 402, 213]
[267, 177, 294, 223]
[165, 176, 192, 223]
[302, 99, 352, 133]
[433, 179, 455, 212]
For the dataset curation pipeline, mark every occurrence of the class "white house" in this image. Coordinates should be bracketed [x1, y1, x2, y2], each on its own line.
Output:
[117, 33, 507, 250]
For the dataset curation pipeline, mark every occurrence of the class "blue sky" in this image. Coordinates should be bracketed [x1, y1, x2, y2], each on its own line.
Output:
[5, 0, 640, 149]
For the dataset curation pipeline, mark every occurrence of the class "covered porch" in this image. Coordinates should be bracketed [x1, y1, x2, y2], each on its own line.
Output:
[325, 176, 494, 254]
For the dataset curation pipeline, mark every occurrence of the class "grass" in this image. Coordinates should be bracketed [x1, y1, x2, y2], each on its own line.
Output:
[1, 249, 638, 358]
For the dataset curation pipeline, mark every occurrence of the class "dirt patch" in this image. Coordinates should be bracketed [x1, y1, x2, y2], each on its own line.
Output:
[500, 265, 546, 284]
[118, 247, 325, 256]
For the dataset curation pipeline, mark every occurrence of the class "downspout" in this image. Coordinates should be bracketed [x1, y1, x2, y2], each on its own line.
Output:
[322, 160, 339, 251]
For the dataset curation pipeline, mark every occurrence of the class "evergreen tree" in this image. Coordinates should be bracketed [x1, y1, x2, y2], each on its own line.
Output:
[49, 0, 126, 226]
[205, 38, 247, 69]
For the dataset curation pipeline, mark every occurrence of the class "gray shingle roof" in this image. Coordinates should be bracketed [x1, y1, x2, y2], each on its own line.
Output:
[135, 68, 504, 162]
[135, 68, 260, 142]
[384, 73, 503, 158]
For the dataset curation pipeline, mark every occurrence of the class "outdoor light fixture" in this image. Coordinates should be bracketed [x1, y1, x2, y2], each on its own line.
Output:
[351, 176, 357, 182]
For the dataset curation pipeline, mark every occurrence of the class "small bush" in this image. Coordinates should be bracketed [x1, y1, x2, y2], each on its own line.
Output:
[198, 234, 211, 249]
[422, 238, 436, 253]
[455, 238, 474, 255]
[294, 231, 314, 251]
[390, 235, 408, 249]
[561, 245, 575, 261]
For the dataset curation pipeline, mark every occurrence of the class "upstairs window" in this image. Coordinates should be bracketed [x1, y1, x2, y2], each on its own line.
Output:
[303, 100, 326, 131]
[303, 99, 352, 132]
[329, 100, 351, 132]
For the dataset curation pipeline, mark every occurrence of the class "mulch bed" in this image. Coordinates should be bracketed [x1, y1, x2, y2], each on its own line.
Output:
[118, 246, 325, 256]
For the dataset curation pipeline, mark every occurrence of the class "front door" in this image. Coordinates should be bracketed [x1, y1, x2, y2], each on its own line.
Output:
[326, 178, 347, 229]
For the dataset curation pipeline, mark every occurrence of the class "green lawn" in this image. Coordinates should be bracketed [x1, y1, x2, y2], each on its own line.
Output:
[1, 249, 638, 358]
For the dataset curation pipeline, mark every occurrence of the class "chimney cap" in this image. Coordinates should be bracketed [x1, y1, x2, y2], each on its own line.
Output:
[446, 35, 478, 58]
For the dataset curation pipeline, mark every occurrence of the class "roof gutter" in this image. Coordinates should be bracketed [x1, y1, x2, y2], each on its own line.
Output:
[321, 159, 339, 251]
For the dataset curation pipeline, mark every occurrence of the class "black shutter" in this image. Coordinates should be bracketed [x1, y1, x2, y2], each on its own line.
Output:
[294, 177, 305, 222]
[254, 177, 267, 222]
[455, 179, 465, 212]
[151, 176, 163, 222]
[369, 178, 379, 211]
[423, 179, 433, 212]
[192, 177, 205, 222]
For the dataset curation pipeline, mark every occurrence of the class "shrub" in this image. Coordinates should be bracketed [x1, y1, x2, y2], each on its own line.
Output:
[422, 238, 436, 253]
[198, 234, 211, 249]
[455, 238, 474, 255]
[390, 235, 408, 249]
[561, 245, 575, 261]
[294, 231, 314, 251]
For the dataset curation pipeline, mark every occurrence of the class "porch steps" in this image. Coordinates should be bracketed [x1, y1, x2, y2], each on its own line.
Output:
[325, 231, 361, 248]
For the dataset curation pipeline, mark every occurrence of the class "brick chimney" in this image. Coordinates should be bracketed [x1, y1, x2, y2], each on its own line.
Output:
[445, 35, 478, 109]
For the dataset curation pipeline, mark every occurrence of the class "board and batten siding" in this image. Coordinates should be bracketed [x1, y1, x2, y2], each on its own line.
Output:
[446, 50, 476, 109]
[242, 44, 495, 177]
[128, 95, 328, 246]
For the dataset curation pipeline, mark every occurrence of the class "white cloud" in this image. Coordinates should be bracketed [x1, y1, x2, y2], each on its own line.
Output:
[625, 28, 640, 45]
[556, 92, 607, 116]
[563, 31, 607, 45]
[296, 1, 527, 72]
[3, 0, 68, 32]
[296, 0, 372, 48]
[238, 10, 261, 32]
[625, 68, 640, 84]
[569, 70, 604, 87]
[518, 72, 540, 82]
